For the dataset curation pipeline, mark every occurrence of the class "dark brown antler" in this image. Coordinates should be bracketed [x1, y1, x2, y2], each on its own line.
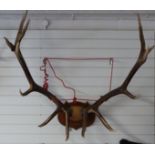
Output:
[4, 11, 71, 140]
[82, 14, 155, 137]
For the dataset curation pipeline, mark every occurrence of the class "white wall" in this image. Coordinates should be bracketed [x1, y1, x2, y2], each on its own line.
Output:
[0, 13, 154, 143]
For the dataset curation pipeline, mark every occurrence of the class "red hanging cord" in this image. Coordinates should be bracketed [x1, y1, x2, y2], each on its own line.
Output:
[40, 57, 114, 102]
[47, 58, 76, 100]
[109, 58, 114, 91]
[40, 58, 49, 90]
[40, 58, 77, 101]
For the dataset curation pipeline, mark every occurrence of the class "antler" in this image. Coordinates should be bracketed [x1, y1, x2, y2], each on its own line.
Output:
[4, 11, 71, 140]
[82, 14, 155, 137]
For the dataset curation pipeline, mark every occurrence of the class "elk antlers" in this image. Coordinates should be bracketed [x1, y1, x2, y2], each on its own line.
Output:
[81, 14, 155, 137]
[4, 12, 154, 140]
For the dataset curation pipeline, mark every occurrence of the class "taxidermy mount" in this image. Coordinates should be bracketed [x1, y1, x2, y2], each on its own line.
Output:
[4, 11, 154, 140]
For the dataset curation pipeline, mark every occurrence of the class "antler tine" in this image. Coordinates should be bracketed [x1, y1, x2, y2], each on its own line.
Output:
[65, 110, 70, 140]
[39, 109, 59, 127]
[137, 14, 155, 63]
[137, 14, 145, 52]
[4, 37, 14, 51]
[18, 11, 28, 31]
[148, 45, 155, 53]
[123, 90, 136, 99]
[91, 109, 113, 131]
[20, 19, 30, 42]
[20, 88, 32, 96]
[15, 11, 29, 45]
[81, 110, 87, 137]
